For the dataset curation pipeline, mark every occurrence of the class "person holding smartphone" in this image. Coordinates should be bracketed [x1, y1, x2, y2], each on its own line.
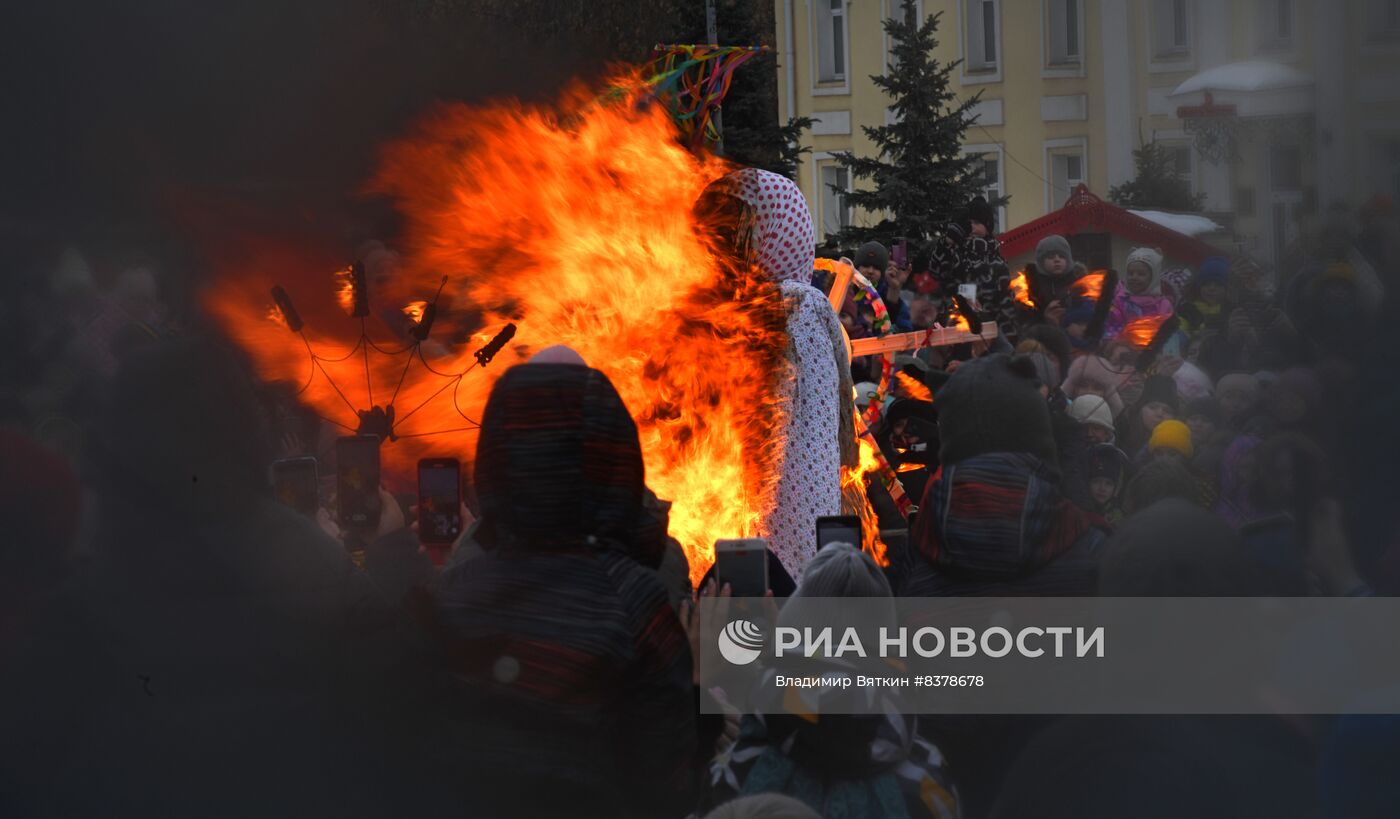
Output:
[434, 356, 695, 817]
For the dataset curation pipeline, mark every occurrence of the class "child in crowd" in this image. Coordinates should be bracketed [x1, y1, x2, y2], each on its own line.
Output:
[1081, 442, 1129, 524]
[1177, 256, 1232, 345]
[1068, 394, 1116, 444]
[1117, 374, 1179, 458]
[1215, 372, 1261, 429]
[1031, 234, 1083, 316]
[1146, 419, 1193, 466]
[1105, 247, 1175, 340]
[1061, 339, 1137, 418]
[931, 197, 1017, 342]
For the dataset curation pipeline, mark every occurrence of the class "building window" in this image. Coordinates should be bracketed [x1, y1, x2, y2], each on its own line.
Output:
[1152, 0, 1193, 58]
[964, 148, 1006, 226]
[1257, 0, 1294, 48]
[885, 0, 924, 71]
[820, 164, 851, 237]
[1047, 145, 1086, 209]
[817, 0, 846, 83]
[1167, 143, 1193, 180]
[965, 0, 999, 73]
[1047, 0, 1081, 65]
[1370, 0, 1400, 39]
[1052, 152, 1080, 204]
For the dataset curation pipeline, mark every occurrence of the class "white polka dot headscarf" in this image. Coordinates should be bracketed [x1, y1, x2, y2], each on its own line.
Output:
[728, 168, 816, 286]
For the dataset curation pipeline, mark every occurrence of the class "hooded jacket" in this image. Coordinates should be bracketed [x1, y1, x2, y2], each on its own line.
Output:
[435, 363, 695, 818]
[906, 356, 1108, 596]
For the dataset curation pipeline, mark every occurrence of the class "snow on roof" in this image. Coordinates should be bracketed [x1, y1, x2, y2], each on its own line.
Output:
[1172, 61, 1312, 96]
[1128, 209, 1224, 237]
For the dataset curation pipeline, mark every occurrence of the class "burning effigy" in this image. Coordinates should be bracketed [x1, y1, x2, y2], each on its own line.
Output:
[207, 68, 875, 582]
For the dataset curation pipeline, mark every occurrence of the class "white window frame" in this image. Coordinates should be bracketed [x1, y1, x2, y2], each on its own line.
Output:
[883, 0, 926, 74]
[1154, 130, 1199, 200]
[958, 0, 1003, 85]
[811, 0, 852, 96]
[963, 143, 1008, 228]
[1042, 0, 1086, 78]
[812, 153, 854, 241]
[1148, 0, 1196, 74]
[1255, 0, 1299, 57]
[1044, 137, 1089, 213]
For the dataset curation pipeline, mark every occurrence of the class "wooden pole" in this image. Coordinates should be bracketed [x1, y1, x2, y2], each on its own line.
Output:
[848, 325, 999, 357]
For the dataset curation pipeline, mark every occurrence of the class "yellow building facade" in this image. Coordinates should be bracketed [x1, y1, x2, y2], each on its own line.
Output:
[776, 0, 1400, 268]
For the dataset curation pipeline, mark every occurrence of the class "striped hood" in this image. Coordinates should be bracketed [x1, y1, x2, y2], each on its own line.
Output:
[473, 362, 650, 560]
[915, 452, 1103, 577]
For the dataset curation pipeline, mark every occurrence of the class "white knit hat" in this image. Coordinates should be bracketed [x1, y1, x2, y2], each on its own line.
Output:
[1068, 394, 1116, 431]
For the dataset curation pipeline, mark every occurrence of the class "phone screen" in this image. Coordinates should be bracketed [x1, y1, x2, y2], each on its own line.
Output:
[715, 538, 769, 598]
[336, 435, 381, 530]
[418, 458, 462, 545]
[816, 515, 863, 551]
[271, 457, 318, 517]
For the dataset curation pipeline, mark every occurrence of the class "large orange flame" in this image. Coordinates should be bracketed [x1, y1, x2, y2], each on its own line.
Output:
[944, 298, 971, 331]
[894, 370, 932, 403]
[1121, 313, 1170, 349]
[207, 74, 796, 583]
[840, 430, 889, 566]
[1070, 270, 1108, 301]
[1008, 270, 1035, 309]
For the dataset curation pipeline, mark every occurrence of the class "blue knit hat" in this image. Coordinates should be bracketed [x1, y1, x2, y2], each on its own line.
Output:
[1197, 256, 1229, 287]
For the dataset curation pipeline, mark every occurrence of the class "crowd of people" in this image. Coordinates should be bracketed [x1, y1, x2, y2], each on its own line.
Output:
[1, 180, 1398, 818]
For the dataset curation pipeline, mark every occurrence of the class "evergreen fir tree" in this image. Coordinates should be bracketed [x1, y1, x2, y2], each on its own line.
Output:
[830, 1, 985, 245]
[1108, 140, 1206, 212]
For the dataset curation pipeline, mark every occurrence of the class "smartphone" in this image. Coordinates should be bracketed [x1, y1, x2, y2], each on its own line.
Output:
[714, 538, 770, 597]
[418, 457, 463, 545]
[816, 514, 863, 551]
[271, 456, 318, 517]
[336, 435, 381, 530]
[892, 239, 909, 268]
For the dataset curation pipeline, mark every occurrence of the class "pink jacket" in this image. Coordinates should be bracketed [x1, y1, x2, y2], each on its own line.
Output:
[1104, 284, 1174, 340]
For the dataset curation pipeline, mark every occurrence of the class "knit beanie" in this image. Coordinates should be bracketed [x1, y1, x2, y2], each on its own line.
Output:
[528, 344, 587, 365]
[790, 542, 893, 599]
[937, 353, 1059, 468]
[1022, 323, 1073, 379]
[1197, 256, 1229, 287]
[1125, 247, 1164, 284]
[1138, 374, 1180, 413]
[854, 241, 889, 272]
[1062, 298, 1096, 328]
[1084, 442, 1129, 482]
[1216, 373, 1260, 405]
[1035, 235, 1074, 273]
[853, 381, 880, 409]
[1148, 419, 1194, 458]
[967, 196, 996, 232]
[1068, 394, 1116, 432]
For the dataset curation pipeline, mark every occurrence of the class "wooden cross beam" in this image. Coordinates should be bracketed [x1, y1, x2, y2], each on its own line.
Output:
[849, 325, 998, 357]
[819, 257, 999, 356]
